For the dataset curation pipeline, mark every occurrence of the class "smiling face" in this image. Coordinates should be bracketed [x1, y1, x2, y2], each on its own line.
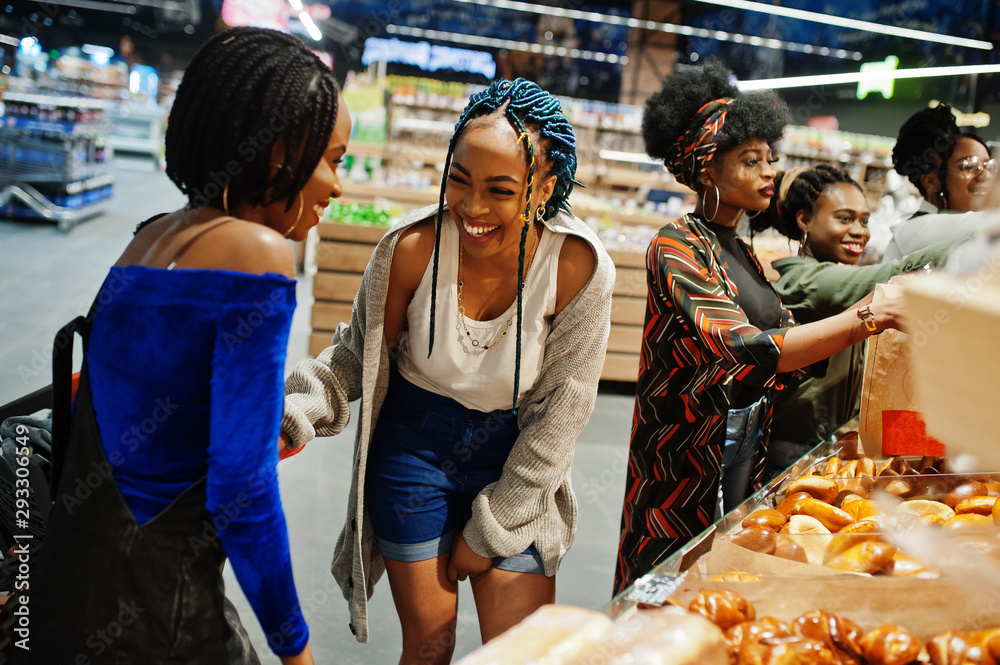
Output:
[799, 183, 871, 265]
[445, 114, 556, 259]
[260, 94, 351, 241]
[944, 136, 994, 213]
[702, 138, 778, 225]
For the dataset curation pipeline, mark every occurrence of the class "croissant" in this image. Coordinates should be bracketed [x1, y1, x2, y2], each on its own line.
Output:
[689, 589, 756, 630]
[858, 625, 923, 665]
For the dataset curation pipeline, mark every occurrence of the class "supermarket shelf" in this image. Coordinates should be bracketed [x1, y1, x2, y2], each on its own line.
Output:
[0, 183, 111, 231]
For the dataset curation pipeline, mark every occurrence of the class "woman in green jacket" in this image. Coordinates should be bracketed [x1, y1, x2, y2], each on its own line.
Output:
[757, 164, 960, 470]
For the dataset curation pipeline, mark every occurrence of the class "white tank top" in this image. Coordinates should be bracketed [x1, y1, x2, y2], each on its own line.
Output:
[397, 219, 565, 412]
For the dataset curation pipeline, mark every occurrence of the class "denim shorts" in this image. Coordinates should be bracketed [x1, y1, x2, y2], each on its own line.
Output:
[365, 371, 544, 574]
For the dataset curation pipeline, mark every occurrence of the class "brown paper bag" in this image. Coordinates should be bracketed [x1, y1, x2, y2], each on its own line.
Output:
[858, 283, 946, 458]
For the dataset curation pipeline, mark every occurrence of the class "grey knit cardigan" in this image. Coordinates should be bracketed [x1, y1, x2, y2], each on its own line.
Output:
[281, 204, 615, 642]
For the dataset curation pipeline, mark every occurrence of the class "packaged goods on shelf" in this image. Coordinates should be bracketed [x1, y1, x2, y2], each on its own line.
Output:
[0, 91, 113, 230]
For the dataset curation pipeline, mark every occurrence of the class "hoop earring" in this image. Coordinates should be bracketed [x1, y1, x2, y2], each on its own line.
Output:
[283, 192, 304, 238]
[745, 209, 762, 220]
[702, 184, 720, 223]
[798, 230, 809, 257]
[223, 184, 231, 216]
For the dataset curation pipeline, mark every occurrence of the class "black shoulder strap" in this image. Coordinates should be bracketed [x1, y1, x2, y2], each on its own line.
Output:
[50, 292, 100, 497]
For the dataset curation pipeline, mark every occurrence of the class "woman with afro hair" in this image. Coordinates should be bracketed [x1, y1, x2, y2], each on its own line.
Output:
[883, 103, 996, 261]
[758, 165, 961, 469]
[614, 61, 906, 594]
[281, 78, 613, 664]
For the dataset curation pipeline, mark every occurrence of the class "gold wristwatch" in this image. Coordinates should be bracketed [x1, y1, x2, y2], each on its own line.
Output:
[857, 304, 880, 334]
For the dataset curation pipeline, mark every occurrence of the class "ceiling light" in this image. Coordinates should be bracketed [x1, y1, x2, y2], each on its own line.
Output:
[692, 0, 992, 50]
[298, 10, 321, 41]
[287, 0, 302, 10]
[737, 63, 1000, 91]
[452, 0, 862, 59]
[386, 25, 628, 65]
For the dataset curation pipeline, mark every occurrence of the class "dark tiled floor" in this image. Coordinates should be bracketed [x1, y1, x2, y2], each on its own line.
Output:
[0, 167, 634, 663]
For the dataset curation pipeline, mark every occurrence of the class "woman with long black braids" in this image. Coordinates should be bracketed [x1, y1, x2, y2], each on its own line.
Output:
[280, 78, 614, 664]
[614, 61, 907, 595]
[32, 27, 349, 664]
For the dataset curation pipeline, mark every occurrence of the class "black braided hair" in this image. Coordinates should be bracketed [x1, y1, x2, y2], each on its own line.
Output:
[165, 27, 339, 216]
[427, 78, 577, 413]
[891, 104, 989, 205]
[642, 59, 788, 191]
[753, 164, 863, 239]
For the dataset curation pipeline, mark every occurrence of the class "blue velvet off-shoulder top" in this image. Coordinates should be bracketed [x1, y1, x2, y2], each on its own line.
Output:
[86, 265, 307, 657]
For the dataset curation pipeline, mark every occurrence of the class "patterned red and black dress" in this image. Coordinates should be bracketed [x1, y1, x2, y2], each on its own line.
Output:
[614, 213, 796, 594]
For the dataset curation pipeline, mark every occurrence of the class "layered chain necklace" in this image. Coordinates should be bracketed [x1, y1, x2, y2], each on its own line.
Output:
[455, 226, 539, 355]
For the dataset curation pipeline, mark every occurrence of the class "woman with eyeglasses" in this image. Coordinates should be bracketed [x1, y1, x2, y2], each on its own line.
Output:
[884, 104, 997, 261]
[614, 61, 908, 595]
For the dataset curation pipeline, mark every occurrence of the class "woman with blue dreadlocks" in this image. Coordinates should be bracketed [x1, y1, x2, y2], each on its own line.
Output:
[280, 78, 614, 663]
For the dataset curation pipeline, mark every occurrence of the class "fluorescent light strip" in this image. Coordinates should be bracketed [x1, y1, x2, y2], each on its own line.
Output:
[28, 0, 136, 14]
[386, 25, 628, 64]
[287, 0, 303, 10]
[299, 10, 322, 41]
[452, 0, 862, 60]
[0, 34, 20, 47]
[693, 0, 992, 51]
[737, 63, 1000, 91]
[396, 117, 455, 132]
[598, 149, 662, 165]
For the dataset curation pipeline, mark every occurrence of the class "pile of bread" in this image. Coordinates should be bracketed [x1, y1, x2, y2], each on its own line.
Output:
[726, 456, 1000, 574]
[688, 587, 1000, 665]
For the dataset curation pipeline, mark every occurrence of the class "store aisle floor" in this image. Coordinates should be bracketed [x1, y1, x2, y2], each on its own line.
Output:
[0, 166, 634, 664]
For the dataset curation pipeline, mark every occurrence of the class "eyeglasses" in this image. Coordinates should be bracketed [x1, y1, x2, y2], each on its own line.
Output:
[953, 156, 999, 177]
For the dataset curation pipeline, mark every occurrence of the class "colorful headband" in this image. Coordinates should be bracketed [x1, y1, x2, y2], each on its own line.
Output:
[663, 98, 735, 190]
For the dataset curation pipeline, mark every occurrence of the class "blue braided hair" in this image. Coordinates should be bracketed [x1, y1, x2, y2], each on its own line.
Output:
[426, 78, 577, 413]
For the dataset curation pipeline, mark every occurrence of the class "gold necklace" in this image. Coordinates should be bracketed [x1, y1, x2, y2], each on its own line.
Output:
[455, 226, 539, 353]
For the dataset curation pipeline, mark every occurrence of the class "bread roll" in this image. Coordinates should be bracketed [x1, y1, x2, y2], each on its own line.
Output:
[884, 479, 914, 498]
[742, 509, 787, 531]
[791, 497, 853, 532]
[993, 496, 1000, 526]
[787, 477, 840, 504]
[942, 481, 989, 509]
[575, 605, 729, 665]
[792, 609, 864, 658]
[823, 518, 883, 561]
[837, 459, 860, 478]
[843, 498, 879, 522]
[454, 604, 613, 665]
[821, 457, 843, 477]
[858, 457, 876, 478]
[777, 491, 814, 517]
[825, 541, 897, 574]
[896, 499, 955, 521]
[729, 526, 777, 554]
[858, 625, 923, 665]
[736, 637, 840, 665]
[725, 617, 791, 652]
[926, 630, 994, 665]
[689, 589, 756, 630]
[943, 513, 994, 531]
[773, 540, 809, 563]
[890, 552, 940, 578]
[783, 515, 833, 565]
[955, 496, 999, 516]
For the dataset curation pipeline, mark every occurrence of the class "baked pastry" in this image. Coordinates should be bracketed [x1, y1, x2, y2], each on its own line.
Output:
[782, 515, 833, 565]
[824, 541, 897, 574]
[943, 481, 989, 509]
[843, 498, 879, 522]
[730, 526, 778, 554]
[706, 571, 762, 582]
[773, 540, 809, 563]
[792, 609, 864, 659]
[926, 629, 994, 665]
[823, 518, 883, 561]
[955, 496, 999, 516]
[837, 460, 860, 478]
[592, 605, 730, 665]
[858, 457, 876, 478]
[689, 589, 756, 630]
[822, 458, 843, 477]
[736, 637, 840, 665]
[777, 491, 814, 517]
[890, 551, 940, 578]
[725, 617, 792, 652]
[858, 625, 923, 665]
[743, 509, 788, 531]
[788, 477, 840, 504]
[943, 513, 994, 531]
[896, 499, 955, 521]
[453, 604, 613, 665]
[791, 497, 853, 532]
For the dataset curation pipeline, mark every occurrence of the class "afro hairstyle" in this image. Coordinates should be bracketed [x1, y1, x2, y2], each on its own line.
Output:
[642, 59, 789, 189]
[891, 104, 988, 198]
